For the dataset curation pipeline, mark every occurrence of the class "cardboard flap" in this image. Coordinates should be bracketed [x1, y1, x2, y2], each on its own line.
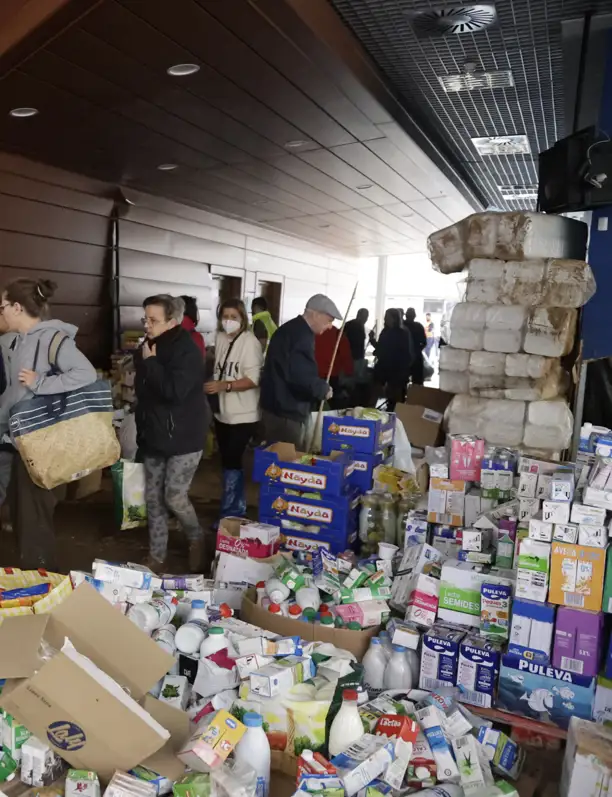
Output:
[141, 696, 191, 781]
[403, 385, 455, 412]
[267, 442, 298, 460]
[395, 386, 454, 449]
[0, 614, 49, 678]
[46, 583, 174, 698]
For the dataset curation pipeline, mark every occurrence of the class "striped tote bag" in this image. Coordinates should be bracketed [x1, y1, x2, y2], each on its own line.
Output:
[9, 333, 120, 489]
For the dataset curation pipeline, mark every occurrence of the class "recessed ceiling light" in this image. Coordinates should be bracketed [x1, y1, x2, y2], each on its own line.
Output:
[472, 135, 531, 156]
[438, 70, 514, 93]
[356, 183, 373, 190]
[167, 63, 200, 77]
[319, 223, 331, 228]
[157, 163, 178, 171]
[9, 107, 38, 118]
[284, 140, 309, 149]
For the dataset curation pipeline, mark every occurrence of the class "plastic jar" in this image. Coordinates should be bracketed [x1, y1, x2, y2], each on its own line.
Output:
[199, 627, 229, 659]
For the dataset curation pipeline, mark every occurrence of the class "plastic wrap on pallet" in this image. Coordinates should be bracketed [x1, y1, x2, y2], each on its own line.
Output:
[428, 211, 588, 274]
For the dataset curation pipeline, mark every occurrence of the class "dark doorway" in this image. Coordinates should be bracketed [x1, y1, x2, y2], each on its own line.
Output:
[257, 280, 282, 324]
[213, 275, 243, 307]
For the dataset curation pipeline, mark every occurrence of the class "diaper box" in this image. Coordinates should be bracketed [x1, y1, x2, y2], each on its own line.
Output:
[549, 542, 607, 611]
[496, 655, 596, 729]
[552, 607, 603, 678]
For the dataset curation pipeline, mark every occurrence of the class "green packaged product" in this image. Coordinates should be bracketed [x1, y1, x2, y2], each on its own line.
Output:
[172, 773, 211, 797]
[0, 750, 17, 784]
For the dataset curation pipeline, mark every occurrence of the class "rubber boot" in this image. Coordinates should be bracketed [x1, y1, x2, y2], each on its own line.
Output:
[220, 469, 247, 519]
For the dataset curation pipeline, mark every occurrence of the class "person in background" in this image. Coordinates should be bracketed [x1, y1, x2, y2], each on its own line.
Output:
[180, 295, 205, 358]
[372, 308, 414, 411]
[314, 324, 353, 409]
[251, 296, 277, 352]
[344, 308, 369, 363]
[0, 312, 16, 512]
[135, 295, 206, 572]
[425, 312, 436, 359]
[205, 299, 263, 520]
[260, 294, 338, 447]
[0, 279, 96, 570]
[404, 307, 427, 385]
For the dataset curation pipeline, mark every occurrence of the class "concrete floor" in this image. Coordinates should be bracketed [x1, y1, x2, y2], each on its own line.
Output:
[0, 454, 260, 574]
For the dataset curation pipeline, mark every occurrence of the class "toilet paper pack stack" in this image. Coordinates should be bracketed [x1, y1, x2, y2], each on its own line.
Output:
[428, 211, 594, 455]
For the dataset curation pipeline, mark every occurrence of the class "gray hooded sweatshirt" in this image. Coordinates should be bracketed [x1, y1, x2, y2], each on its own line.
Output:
[0, 320, 97, 434]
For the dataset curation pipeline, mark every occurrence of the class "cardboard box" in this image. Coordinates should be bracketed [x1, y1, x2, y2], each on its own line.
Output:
[216, 518, 281, 559]
[427, 478, 466, 526]
[241, 589, 377, 659]
[561, 717, 612, 796]
[552, 607, 604, 677]
[259, 484, 360, 534]
[438, 560, 514, 628]
[348, 450, 389, 493]
[0, 583, 188, 782]
[322, 412, 395, 456]
[253, 443, 354, 496]
[549, 542, 607, 611]
[395, 386, 454, 450]
[509, 598, 555, 663]
[66, 469, 103, 500]
[496, 655, 596, 729]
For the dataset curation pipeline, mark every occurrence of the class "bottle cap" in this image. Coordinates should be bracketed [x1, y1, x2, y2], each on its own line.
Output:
[334, 617, 344, 628]
[371, 637, 381, 645]
[320, 615, 334, 626]
[269, 603, 282, 614]
[392, 644, 406, 653]
[209, 627, 224, 635]
[342, 689, 358, 701]
[171, 597, 179, 606]
[219, 603, 233, 618]
[303, 608, 317, 621]
[191, 600, 206, 609]
[288, 605, 302, 616]
[243, 712, 263, 728]
[347, 621, 361, 631]
[319, 604, 329, 613]
[256, 581, 266, 589]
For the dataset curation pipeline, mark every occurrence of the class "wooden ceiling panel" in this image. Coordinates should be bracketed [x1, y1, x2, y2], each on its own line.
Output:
[330, 142, 424, 204]
[298, 150, 398, 206]
[365, 137, 446, 201]
[199, 0, 382, 143]
[117, 0, 356, 148]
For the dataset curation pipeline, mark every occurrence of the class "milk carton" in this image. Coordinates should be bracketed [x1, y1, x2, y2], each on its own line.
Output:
[457, 635, 501, 709]
[552, 606, 604, 677]
[420, 624, 465, 691]
[453, 734, 495, 795]
[65, 771, 101, 797]
[528, 515, 553, 542]
[331, 734, 395, 797]
[415, 705, 460, 783]
[515, 538, 550, 602]
[509, 598, 555, 663]
[438, 560, 514, 627]
[178, 710, 246, 771]
[480, 582, 512, 640]
[477, 727, 525, 780]
[20, 737, 63, 787]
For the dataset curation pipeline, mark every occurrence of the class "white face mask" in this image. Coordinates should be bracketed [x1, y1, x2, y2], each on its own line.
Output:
[222, 319, 241, 335]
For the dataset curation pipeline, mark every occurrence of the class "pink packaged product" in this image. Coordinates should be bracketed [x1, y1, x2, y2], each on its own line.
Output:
[552, 606, 604, 677]
[334, 599, 390, 628]
[449, 435, 485, 481]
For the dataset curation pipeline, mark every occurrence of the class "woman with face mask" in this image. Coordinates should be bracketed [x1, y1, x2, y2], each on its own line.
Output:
[205, 298, 263, 521]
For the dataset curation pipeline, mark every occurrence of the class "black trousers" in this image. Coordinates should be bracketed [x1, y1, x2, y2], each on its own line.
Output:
[9, 455, 66, 570]
[215, 419, 258, 470]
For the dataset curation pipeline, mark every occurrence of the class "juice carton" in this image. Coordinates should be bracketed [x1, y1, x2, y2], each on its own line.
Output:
[21, 737, 64, 787]
[549, 542, 607, 611]
[65, 771, 101, 797]
[552, 606, 604, 677]
[178, 710, 246, 771]
[171, 773, 211, 797]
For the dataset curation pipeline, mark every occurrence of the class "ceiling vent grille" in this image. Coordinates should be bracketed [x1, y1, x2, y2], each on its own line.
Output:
[407, 4, 498, 38]
[498, 185, 539, 200]
[472, 135, 531, 156]
[439, 70, 514, 92]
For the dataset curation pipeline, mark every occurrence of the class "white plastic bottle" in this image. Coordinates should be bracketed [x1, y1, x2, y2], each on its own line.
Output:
[328, 689, 365, 758]
[265, 576, 290, 604]
[234, 712, 271, 797]
[175, 600, 209, 655]
[199, 626, 229, 659]
[383, 645, 413, 690]
[295, 585, 321, 613]
[127, 597, 177, 634]
[406, 647, 420, 686]
[378, 630, 393, 661]
[152, 624, 177, 655]
[362, 637, 387, 692]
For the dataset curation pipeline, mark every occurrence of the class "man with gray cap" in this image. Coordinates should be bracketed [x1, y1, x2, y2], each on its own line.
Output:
[260, 294, 341, 447]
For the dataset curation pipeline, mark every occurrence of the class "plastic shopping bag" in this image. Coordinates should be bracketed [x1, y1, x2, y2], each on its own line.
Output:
[111, 459, 147, 530]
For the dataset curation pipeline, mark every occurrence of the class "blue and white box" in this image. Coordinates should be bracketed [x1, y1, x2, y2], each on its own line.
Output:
[457, 635, 502, 709]
[419, 624, 466, 691]
[496, 654, 596, 729]
[508, 598, 556, 664]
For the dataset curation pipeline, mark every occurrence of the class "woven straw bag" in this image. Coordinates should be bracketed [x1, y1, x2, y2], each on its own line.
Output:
[9, 332, 120, 489]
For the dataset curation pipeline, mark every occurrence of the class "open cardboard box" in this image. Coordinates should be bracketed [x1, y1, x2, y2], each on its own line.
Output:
[0, 583, 190, 782]
[394, 385, 454, 451]
[241, 588, 378, 660]
[217, 516, 281, 559]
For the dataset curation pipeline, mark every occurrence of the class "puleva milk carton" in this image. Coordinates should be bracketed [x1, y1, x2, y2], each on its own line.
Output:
[457, 634, 502, 709]
[420, 624, 466, 691]
[438, 560, 514, 628]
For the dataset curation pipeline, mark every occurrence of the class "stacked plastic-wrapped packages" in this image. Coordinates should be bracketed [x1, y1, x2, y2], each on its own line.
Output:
[429, 211, 593, 454]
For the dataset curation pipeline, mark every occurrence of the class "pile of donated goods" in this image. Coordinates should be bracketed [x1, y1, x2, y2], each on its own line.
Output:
[429, 210, 594, 454]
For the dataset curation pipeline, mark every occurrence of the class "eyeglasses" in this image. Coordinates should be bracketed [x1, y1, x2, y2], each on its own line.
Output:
[141, 317, 164, 327]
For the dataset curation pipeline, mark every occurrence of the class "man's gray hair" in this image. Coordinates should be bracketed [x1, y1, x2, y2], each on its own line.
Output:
[143, 294, 185, 323]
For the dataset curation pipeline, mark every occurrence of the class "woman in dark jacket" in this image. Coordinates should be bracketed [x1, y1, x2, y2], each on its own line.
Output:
[373, 308, 415, 410]
[135, 294, 206, 572]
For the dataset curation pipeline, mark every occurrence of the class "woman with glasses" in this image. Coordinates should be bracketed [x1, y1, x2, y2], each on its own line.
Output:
[135, 294, 207, 572]
[0, 278, 96, 570]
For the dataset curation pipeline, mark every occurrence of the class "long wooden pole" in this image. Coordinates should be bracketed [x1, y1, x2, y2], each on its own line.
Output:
[307, 281, 359, 453]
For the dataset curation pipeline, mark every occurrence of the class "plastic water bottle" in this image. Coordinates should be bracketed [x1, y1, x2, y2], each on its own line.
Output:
[379, 630, 393, 660]
[406, 647, 421, 686]
[328, 689, 365, 758]
[234, 712, 271, 797]
[383, 645, 413, 690]
[152, 624, 177, 655]
[175, 601, 209, 655]
[199, 627, 229, 659]
[362, 638, 387, 692]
